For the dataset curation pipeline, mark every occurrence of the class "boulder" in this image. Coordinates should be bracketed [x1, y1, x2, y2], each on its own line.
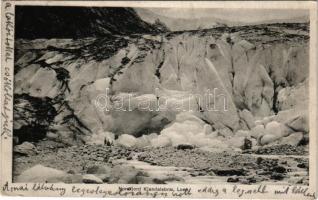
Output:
[85, 165, 113, 183]
[116, 134, 137, 148]
[16, 165, 67, 183]
[46, 132, 58, 140]
[177, 144, 195, 150]
[86, 165, 112, 174]
[258, 121, 293, 145]
[82, 174, 103, 184]
[13, 142, 37, 156]
[62, 174, 83, 183]
[286, 113, 309, 133]
[109, 165, 145, 184]
[271, 108, 304, 124]
[265, 121, 291, 138]
[134, 176, 166, 184]
[265, 121, 280, 132]
[278, 132, 304, 146]
[259, 134, 280, 146]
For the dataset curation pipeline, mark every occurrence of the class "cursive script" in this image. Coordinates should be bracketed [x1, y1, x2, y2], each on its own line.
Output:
[2, 182, 317, 198]
[1, 2, 14, 138]
[1, 66, 12, 138]
[4, 3, 14, 62]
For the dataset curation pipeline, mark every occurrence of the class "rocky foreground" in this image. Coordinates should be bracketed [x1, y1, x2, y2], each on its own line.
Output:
[14, 140, 308, 185]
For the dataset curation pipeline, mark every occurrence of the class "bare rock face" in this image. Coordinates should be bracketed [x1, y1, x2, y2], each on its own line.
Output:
[13, 22, 309, 146]
[15, 6, 163, 39]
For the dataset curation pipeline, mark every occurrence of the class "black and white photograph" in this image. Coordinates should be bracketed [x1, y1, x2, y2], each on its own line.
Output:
[1, 1, 317, 199]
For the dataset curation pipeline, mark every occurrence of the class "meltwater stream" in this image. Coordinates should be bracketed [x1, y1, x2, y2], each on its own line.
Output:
[114, 152, 308, 185]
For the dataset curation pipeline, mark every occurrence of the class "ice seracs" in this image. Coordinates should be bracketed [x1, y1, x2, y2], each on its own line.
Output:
[13, 23, 309, 149]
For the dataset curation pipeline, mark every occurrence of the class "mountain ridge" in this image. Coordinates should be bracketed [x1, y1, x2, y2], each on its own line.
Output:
[15, 6, 163, 39]
[136, 8, 309, 31]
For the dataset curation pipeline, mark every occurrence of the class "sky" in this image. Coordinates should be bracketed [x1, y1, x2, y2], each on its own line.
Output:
[145, 8, 309, 23]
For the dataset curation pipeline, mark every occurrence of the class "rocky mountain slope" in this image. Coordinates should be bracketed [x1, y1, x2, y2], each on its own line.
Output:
[136, 8, 225, 31]
[136, 8, 309, 31]
[14, 22, 309, 152]
[15, 6, 163, 39]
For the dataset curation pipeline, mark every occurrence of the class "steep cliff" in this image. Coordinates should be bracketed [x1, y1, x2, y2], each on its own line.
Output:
[14, 22, 309, 149]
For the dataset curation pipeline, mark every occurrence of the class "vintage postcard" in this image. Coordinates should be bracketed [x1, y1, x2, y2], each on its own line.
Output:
[1, 1, 317, 199]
